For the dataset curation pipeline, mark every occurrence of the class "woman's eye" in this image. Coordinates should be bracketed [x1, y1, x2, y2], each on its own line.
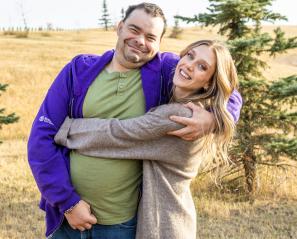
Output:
[187, 53, 193, 59]
[198, 64, 207, 71]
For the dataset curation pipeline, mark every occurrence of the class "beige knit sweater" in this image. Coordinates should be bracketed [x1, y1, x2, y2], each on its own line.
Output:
[54, 103, 205, 239]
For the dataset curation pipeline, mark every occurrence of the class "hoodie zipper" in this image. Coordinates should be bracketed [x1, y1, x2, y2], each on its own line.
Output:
[69, 97, 74, 118]
[46, 216, 64, 238]
[158, 74, 163, 106]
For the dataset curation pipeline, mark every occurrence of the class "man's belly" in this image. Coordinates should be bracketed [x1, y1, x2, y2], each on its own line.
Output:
[70, 151, 142, 224]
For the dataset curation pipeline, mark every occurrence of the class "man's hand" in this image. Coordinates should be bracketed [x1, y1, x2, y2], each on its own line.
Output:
[167, 102, 215, 141]
[64, 200, 97, 231]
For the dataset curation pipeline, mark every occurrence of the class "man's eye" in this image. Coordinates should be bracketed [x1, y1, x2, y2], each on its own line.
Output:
[130, 28, 137, 33]
[147, 37, 156, 42]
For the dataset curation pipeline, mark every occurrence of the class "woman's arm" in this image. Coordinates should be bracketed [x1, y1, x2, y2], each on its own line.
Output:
[54, 104, 192, 161]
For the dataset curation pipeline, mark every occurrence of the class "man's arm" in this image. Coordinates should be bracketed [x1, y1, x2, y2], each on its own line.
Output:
[27, 62, 96, 230]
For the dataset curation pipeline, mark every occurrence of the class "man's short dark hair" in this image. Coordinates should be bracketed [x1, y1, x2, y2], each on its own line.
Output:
[123, 2, 167, 38]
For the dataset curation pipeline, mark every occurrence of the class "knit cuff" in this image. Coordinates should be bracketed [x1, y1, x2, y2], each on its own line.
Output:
[54, 117, 73, 147]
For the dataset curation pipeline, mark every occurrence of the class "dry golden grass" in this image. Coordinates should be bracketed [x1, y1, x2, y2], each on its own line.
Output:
[0, 140, 44, 238]
[0, 29, 118, 140]
[0, 27, 296, 238]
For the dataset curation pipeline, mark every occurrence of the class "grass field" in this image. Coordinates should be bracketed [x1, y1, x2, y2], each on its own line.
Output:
[0, 27, 296, 238]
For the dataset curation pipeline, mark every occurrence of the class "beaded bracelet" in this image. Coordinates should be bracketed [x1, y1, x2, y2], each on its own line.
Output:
[64, 200, 81, 214]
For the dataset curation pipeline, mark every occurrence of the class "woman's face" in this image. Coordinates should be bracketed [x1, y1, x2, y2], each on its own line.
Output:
[173, 44, 217, 98]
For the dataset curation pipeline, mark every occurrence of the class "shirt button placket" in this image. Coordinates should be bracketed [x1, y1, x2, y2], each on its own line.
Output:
[118, 73, 126, 96]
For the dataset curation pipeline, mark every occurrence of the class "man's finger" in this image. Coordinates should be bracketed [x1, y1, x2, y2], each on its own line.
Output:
[77, 226, 85, 232]
[180, 135, 195, 141]
[169, 115, 194, 126]
[184, 102, 205, 118]
[88, 214, 98, 224]
[167, 127, 192, 137]
[174, 131, 199, 141]
[183, 101, 194, 108]
[84, 223, 93, 230]
[184, 101, 203, 110]
[68, 224, 77, 230]
[168, 123, 206, 140]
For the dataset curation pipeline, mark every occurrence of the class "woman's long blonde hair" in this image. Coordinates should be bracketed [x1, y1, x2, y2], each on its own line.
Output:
[173, 40, 239, 168]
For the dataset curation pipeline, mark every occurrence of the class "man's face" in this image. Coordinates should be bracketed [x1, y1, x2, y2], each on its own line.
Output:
[115, 9, 164, 69]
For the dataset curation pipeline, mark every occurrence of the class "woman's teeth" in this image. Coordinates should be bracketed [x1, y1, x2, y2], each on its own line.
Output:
[180, 70, 191, 80]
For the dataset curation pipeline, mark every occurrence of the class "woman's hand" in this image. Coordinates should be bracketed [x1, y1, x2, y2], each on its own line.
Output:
[167, 102, 215, 141]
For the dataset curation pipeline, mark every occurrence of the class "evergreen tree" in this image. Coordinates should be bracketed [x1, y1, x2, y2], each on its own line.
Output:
[177, 0, 297, 201]
[169, 16, 183, 39]
[121, 8, 125, 20]
[99, 0, 111, 31]
[0, 83, 19, 143]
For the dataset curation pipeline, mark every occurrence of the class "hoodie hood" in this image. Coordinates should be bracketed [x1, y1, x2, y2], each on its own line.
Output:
[70, 50, 115, 96]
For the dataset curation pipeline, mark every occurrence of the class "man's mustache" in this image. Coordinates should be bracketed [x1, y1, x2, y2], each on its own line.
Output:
[126, 40, 149, 53]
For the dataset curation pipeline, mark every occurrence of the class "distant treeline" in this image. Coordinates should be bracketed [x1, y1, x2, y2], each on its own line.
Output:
[1, 27, 72, 32]
[1, 27, 100, 38]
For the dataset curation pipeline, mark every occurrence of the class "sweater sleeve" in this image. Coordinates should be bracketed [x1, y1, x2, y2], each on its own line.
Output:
[54, 104, 192, 160]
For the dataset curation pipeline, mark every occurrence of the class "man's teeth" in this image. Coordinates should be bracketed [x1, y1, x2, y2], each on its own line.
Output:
[180, 70, 191, 80]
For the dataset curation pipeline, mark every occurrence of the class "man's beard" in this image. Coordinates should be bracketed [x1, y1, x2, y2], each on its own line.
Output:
[114, 41, 154, 69]
[125, 52, 141, 63]
[124, 40, 152, 63]
[122, 48, 152, 68]
[115, 51, 145, 69]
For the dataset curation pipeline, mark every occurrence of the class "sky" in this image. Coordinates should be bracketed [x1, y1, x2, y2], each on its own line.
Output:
[0, 0, 296, 30]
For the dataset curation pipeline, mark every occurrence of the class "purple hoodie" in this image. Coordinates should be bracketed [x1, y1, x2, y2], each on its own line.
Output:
[27, 50, 242, 237]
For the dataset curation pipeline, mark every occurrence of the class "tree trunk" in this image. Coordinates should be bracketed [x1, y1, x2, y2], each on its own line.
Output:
[243, 147, 257, 203]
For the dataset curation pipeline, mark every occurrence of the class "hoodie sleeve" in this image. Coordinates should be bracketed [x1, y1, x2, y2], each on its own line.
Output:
[27, 62, 80, 214]
[227, 89, 243, 123]
[54, 104, 192, 160]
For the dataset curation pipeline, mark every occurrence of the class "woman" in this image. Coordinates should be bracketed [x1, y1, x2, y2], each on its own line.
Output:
[55, 40, 239, 239]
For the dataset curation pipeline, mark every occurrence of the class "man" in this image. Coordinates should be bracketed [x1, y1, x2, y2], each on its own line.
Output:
[28, 3, 242, 238]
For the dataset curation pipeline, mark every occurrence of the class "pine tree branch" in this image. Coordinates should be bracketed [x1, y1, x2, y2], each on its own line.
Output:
[0, 112, 19, 125]
[0, 83, 8, 95]
[269, 75, 297, 99]
[270, 28, 297, 56]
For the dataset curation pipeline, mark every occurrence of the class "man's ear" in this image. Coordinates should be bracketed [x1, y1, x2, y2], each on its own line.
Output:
[117, 21, 124, 36]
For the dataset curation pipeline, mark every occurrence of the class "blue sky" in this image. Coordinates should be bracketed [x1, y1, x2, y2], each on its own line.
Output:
[0, 0, 296, 29]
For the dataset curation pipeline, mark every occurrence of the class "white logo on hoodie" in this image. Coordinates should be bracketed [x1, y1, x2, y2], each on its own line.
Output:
[39, 116, 54, 126]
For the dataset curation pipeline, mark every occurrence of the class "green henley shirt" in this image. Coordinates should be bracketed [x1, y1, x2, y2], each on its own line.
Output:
[70, 68, 145, 224]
